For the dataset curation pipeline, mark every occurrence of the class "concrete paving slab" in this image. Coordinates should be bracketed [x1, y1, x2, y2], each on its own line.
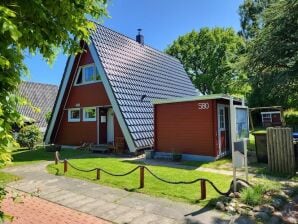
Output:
[113, 210, 144, 224]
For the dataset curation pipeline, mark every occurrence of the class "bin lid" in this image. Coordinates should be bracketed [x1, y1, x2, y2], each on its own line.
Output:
[293, 132, 298, 138]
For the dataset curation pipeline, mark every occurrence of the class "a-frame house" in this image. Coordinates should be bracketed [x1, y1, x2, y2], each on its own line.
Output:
[45, 23, 197, 152]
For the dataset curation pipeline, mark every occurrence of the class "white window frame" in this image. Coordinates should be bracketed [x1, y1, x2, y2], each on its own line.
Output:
[74, 63, 101, 86]
[83, 107, 97, 122]
[261, 111, 280, 123]
[68, 108, 80, 122]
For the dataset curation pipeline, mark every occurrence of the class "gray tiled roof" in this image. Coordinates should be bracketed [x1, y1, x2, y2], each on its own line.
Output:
[18, 82, 58, 130]
[91, 24, 197, 148]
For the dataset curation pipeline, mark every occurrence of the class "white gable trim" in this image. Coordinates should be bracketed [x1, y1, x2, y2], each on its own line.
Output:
[44, 56, 75, 143]
[89, 42, 137, 152]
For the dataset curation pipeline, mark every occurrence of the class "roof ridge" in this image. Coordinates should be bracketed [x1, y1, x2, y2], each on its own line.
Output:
[90, 20, 181, 63]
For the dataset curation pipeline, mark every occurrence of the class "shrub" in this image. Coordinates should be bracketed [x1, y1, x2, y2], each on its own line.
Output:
[284, 109, 298, 125]
[45, 111, 52, 124]
[17, 125, 41, 150]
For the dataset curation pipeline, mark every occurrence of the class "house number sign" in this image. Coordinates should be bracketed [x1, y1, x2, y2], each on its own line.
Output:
[198, 102, 209, 110]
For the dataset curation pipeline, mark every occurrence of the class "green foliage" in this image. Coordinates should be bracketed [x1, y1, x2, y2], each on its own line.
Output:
[238, 0, 276, 39]
[245, 0, 298, 108]
[0, 1, 107, 166]
[166, 28, 248, 95]
[284, 109, 298, 126]
[45, 111, 52, 124]
[17, 125, 41, 150]
[241, 180, 281, 206]
[241, 184, 264, 206]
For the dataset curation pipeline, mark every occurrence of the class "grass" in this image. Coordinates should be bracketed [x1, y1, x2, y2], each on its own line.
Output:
[47, 156, 233, 205]
[0, 172, 20, 185]
[181, 156, 232, 169]
[6, 147, 94, 167]
[241, 179, 282, 206]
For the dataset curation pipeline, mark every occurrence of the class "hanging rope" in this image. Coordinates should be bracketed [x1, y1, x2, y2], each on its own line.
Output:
[60, 158, 249, 196]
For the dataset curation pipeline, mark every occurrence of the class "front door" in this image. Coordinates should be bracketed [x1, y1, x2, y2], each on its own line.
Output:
[107, 108, 114, 144]
[217, 104, 227, 155]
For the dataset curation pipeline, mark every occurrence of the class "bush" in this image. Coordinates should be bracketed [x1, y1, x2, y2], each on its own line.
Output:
[45, 111, 52, 124]
[17, 125, 41, 150]
[284, 109, 298, 125]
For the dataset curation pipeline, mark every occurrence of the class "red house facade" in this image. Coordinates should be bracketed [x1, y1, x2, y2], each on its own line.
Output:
[51, 47, 124, 146]
[45, 23, 197, 152]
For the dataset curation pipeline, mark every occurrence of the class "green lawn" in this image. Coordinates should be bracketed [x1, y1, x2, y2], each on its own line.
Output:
[0, 171, 19, 185]
[47, 156, 233, 205]
[7, 147, 94, 167]
[181, 156, 232, 169]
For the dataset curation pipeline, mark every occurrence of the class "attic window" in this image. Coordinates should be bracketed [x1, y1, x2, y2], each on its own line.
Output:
[75, 64, 101, 85]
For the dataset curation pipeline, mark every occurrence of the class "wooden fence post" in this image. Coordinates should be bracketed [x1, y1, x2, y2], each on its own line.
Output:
[96, 168, 100, 180]
[200, 180, 206, 200]
[64, 159, 68, 173]
[140, 166, 144, 188]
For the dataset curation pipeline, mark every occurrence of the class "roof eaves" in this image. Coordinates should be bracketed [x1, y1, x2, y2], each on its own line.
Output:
[152, 94, 242, 105]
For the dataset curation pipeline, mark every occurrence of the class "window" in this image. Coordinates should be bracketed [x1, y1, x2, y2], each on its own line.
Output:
[262, 113, 271, 122]
[75, 64, 101, 85]
[219, 109, 225, 129]
[83, 107, 96, 121]
[68, 109, 80, 122]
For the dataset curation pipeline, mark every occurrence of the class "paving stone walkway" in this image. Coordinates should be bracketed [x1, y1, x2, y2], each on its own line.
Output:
[2, 162, 231, 224]
[2, 189, 110, 224]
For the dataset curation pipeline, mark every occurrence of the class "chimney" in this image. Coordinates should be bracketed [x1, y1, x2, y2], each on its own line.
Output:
[136, 28, 144, 45]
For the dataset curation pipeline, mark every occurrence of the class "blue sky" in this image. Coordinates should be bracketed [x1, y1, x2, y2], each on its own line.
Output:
[23, 0, 243, 85]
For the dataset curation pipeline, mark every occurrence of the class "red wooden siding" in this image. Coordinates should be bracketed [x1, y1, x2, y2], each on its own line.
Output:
[114, 116, 124, 139]
[154, 100, 217, 156]
[55, 113, 97, 145]
[66, 83, 110, 108]
[52, 44, 124, 145]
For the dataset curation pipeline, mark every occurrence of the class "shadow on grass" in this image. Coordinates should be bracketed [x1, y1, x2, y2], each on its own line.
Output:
[121, 158, 204, 171]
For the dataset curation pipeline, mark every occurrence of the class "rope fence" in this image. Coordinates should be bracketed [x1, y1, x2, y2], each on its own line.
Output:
[54, 151, 250, 200]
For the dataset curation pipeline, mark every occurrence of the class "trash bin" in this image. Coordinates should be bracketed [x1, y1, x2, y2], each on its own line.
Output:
[253, 132, 268, 163]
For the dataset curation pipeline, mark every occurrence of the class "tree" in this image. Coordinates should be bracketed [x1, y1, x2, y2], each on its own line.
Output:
[1, 1, 107, 219]
[166, 27, 248, 95]
[246, 0, 298, 108]
[0, 1, 107, 166]
[238, 0, 276, 39]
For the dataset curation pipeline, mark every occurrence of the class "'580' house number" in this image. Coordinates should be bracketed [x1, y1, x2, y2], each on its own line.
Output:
[198, 103, 209, 110]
